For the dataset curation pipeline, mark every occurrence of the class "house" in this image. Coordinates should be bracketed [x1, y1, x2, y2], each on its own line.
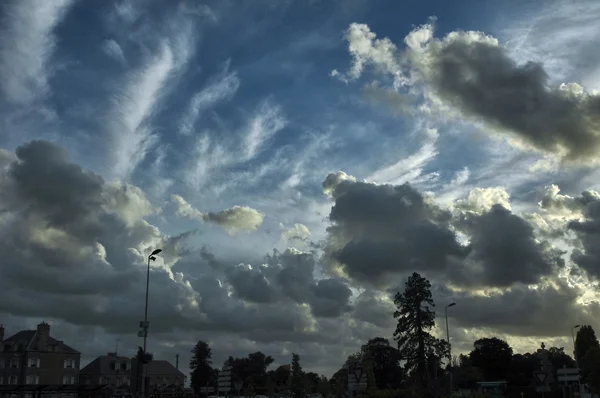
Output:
[0, 322, 81, 387]
[130, 357, 185, 395]
[79, 354, 131, 388]
[82, 354, 184, 395]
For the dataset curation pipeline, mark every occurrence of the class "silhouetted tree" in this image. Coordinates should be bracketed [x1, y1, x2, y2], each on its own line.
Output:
[581, 347, 600, 393]
[469, 337, 512, 381]
[575, 325, 600, 366]
[507, 353, 538, 386]
[453, 354, 483, 389]
[190, 340, 213, 394]
[393, 272, 449, 387]
[361, 337, 404, 389]
[547, 346, 576, 371]
[291, 353, 306, 398]
[225, 351, 274, 393]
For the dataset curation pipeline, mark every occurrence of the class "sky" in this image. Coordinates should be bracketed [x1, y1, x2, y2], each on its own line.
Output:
[1, 0, 600, 380]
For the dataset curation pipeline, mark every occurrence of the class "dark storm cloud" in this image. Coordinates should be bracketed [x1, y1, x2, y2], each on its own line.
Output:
[567, 191, 600, 279]
[219, 248, 354, 318]
[0, 141, 353, 346]
[352, 290, 395, 329]
[432, 281, 600, 338]
[432, 39, 600, 161]
[323, 172, 563, 289]
[456, 204, 565, 287]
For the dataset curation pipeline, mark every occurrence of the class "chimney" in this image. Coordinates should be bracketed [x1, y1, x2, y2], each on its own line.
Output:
[37, 322, 50, 350]
[0, 324, 4, 343]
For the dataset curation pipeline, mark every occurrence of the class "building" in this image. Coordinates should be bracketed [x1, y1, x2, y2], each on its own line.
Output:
[0, 322, 81, 386]
[130, 357, 185, 396]
[81, 354, 184, 395]
[79, 354, 131, 388]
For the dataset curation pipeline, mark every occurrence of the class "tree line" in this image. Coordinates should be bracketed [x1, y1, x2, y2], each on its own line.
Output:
[188, 272, 600, 397]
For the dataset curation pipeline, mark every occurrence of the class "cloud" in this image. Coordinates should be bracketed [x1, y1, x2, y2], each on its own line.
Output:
[0, 0, 74, 104]
[222, 248, 353, 318]
[107, 12, 197, 181]
[172, 194, 264, 235]
[102, 39, 127, 65]
[322, 172, 563, 289]
[334, 20, 600, 162]
[0, 140, 191, 308]
[179, 61, 240, 135]
[242, 99, 287, 161]
[281, 223, 311, 242]
[434, 279, 600, 338]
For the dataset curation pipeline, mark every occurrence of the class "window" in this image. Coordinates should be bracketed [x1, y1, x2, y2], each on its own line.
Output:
[0, 359, 4, 368]
[120, 362, 127, 371]
[10, 358, 19, 368]
[63, 359, 75, 369]
[0, 376, 3, 384]
[62, 375, 75, 385]
[28, 358, 40, 368]
[26, 375, 39, 385]
[9, 376, 18, 385]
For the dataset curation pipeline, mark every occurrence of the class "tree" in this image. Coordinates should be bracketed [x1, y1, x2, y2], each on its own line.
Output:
[225, 351, 274, 394]
[507, 353, 538, 386]
[453, 354, 483, 389]
[291, 353, 306, 398]
[575, 325, 600, 365]
[393, 272, 448, 387]
[190, 340, 213, 394]
[303, 372, 320, 394]
[547, 346, 576, 371]
[361, 337, 404, 389]
[469, 338, 513, 381]
[581, 347, 600, 393]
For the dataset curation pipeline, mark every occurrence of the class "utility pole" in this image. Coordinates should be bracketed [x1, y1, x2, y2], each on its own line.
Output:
[176, 354, 179, 370]
[139, 249, 162, 398]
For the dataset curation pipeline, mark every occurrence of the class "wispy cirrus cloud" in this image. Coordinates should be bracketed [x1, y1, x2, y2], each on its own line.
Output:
[107, 16, 197, 181]
[179, 61, 240, 136]
[0, 0, 74, 105]
[102, 39, 127, 65]
[242, 99, 287, 161]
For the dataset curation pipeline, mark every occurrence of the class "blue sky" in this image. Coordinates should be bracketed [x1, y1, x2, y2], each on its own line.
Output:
[1, 0, 600, 379]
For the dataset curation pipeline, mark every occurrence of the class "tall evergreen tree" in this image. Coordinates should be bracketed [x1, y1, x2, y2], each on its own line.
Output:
[190, 340, 213, 394]
[393, 272, 448, 387]
[575, 325, 600, 365]
[291, 353, 307, 398]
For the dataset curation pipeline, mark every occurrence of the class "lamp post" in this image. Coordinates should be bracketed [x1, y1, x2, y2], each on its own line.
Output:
[445, 303, 456, 393]
[140, 248, 162, 398]
[572, 325, 581, 369]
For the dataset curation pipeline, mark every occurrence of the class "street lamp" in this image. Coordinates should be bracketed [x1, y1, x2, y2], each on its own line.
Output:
[140, 248, 162, 398]
[445, 303, 456, 392]
[572, 325, 581, 369]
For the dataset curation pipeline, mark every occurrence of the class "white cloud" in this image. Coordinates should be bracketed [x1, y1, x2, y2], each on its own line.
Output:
[0, 0, 74, 104]
[172, 194, 264, 235]
[281, 223, 311, 243]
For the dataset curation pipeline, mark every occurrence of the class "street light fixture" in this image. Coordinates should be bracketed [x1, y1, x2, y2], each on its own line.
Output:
[140, 248, 162, 398]
[445, 303, 456, 392]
